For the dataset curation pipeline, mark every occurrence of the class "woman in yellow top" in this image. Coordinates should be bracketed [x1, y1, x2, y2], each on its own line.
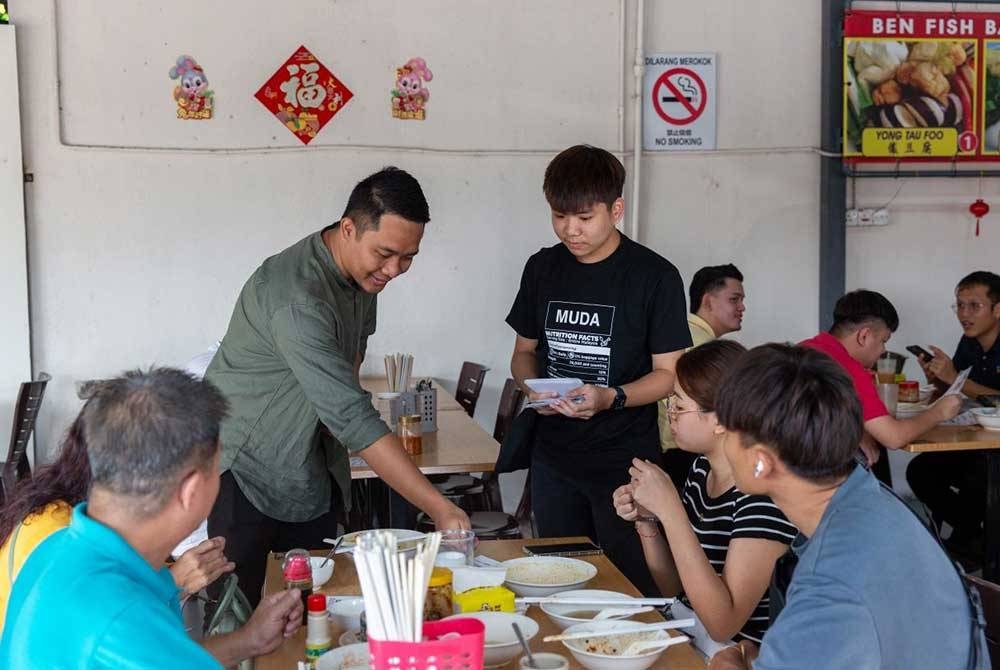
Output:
[0, 415, 235, 631]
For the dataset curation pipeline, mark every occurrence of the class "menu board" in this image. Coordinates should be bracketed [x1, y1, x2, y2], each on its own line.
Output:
[844, 10, 1000, 162]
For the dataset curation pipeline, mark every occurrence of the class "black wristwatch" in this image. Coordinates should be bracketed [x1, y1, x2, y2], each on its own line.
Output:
[611, 385, 627, 410]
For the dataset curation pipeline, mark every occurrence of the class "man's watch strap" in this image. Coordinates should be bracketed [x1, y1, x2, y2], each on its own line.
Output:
[611, 385, 627, 410]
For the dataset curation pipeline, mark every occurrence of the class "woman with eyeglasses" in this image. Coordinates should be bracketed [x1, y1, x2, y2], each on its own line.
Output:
[612, 339, 796, 647]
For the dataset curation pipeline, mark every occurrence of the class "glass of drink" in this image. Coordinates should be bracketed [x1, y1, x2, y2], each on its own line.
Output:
[876, 357, 896, 384]
[435, 528, 476, 567]
[877, 382, 899, 416]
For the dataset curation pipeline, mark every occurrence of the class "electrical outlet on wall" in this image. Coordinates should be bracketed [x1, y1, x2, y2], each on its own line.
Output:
[846, 209, 860, 226]
[872, 208, 890, 226]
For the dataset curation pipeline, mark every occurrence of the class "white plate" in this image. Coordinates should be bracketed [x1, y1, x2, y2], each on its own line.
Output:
[502, 556, 598, 597]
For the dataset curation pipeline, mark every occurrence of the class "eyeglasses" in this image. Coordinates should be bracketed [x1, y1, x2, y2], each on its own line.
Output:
[951, 301, 996, 315]
[666, 394, 709, 419]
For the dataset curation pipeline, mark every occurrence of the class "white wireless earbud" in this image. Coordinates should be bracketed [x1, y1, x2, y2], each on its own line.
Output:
[753, 460, 764, 478]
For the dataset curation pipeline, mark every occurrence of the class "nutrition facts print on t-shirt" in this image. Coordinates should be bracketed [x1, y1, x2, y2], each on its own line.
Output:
[543, 301, 615, 385]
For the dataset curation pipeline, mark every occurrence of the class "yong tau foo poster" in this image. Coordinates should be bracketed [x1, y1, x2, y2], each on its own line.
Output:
[843, 10, 1000, 162]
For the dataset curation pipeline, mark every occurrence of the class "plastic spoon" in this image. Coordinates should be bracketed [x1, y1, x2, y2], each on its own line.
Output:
[621, 635, 690, 656]
[592, 606, 653, 621]
[512, 622, 536, 668]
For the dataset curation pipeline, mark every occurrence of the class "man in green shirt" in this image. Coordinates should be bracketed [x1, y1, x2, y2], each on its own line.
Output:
[206, 167, 470, 603]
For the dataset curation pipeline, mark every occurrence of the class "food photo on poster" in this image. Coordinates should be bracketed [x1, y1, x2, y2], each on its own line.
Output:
[985, 42, 1000, 151]
[845, 39, 975, 157]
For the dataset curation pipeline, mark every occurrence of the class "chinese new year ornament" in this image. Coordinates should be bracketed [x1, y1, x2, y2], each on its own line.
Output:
[970, 198, 990, 237]
[255, 46, 353, 145]
[169, 55, 213, 120]
[391, 58, 432, 120]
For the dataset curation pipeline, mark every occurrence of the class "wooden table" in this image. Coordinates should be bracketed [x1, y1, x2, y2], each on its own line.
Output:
[904, 424, 1000, 579]
[348, 381, 499, 528]
[360, 376, 465, 412]
[350, 409, 499, 479]
[256, 537, 706, 670]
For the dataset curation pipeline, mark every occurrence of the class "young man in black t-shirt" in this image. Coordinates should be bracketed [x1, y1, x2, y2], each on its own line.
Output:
[907, 271, 1000, 561]
[505, 145, 691, 594]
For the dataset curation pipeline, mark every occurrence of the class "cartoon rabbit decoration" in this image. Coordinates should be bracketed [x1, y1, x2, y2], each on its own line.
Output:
[169, 55, 214, 120]
[391, 57, 433, 120]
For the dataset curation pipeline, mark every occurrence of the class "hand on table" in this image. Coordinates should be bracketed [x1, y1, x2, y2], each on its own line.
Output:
[551, 384, 614, 420]
[170, 536, 235, 598]
[926, 346, 958, 385]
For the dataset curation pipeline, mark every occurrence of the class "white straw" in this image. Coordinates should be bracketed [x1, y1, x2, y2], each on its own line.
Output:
[353, 529, 442, 642]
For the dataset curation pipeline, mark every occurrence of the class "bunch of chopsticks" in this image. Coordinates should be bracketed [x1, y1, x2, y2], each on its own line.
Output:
[354, 530, 441, 642]
[384, 353, 414, 393]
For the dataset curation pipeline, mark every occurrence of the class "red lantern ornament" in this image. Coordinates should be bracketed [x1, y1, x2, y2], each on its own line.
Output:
[970, 198, 990, 237]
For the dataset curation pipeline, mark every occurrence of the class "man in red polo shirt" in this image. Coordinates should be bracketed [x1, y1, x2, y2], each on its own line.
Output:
[800, 290, 961, 482]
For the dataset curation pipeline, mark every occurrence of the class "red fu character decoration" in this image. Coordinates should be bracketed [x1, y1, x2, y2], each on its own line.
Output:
[970, 198, 990, 237]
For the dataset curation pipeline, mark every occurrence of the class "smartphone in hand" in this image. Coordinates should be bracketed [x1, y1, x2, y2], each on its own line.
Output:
[906, 345, 934, 361]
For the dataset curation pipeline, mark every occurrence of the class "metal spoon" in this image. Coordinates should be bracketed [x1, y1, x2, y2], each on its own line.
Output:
[512, 622, 537, 668]
[319, 535, 345, 568]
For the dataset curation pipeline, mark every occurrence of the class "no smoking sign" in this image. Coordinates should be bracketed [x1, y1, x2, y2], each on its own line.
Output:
[643, 53, 716, 151]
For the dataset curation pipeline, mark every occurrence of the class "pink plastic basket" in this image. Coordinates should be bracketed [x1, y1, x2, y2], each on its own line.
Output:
[368, 618, 485, 670]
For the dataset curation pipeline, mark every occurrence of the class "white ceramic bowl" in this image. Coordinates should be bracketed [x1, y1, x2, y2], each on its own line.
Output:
[443, 611, 539, 668]
[561, 621, 672, 670]
[972, 407, 1000, 431]
[919, 385, 936, 403]
[327, 596, 365, 631]
[540, 589, 635, 630]
[502, 556, 598, 597]
[316, 643, 370, 670]
[310, 556, 335, 588]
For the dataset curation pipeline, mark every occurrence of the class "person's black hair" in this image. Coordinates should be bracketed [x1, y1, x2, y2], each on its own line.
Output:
[689, 264, 744, 315]
[956, 271, 1000, 304]
[715, 343, 861, 482]
[543, 145, 626, 214]
[338, 166, 429, 231]
[82, 367, 229, 517]
[829, 289, 899, 336]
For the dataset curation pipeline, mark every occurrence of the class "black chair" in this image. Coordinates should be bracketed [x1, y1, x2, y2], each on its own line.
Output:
[421, 379, 533, 539]
[966, 574, 1000, 669]
[455, 361, 489, 418]
[0, 373, 51, 505]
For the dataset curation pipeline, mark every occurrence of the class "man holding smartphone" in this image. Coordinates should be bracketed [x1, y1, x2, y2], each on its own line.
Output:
[505, 145, 690, 595]
[907, 271, 1000, 562]
[800, 290, 961, 485]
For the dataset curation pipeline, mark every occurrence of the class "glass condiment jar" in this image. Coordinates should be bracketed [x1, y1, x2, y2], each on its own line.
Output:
[899, 380, 920, 403]
[423, 567, 453, 621]
[282, 548, 313, 625]
[398, 414, 423, 455]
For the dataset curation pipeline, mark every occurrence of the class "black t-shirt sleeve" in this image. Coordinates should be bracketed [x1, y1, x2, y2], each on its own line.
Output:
[506, 253, 540, 339]
[647, 265, 693, 354]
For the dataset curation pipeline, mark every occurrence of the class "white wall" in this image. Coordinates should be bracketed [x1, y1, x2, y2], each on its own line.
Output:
[0, 26, 32, 453]
[12, 0, 825, 482]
